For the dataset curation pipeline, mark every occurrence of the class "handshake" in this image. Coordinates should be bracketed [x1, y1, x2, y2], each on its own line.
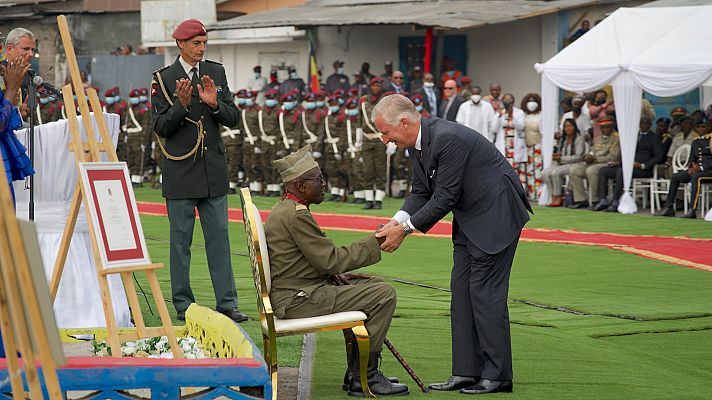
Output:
[374, 219, 407, 253]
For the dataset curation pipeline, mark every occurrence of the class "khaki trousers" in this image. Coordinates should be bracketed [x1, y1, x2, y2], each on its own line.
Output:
[569, 162, 606, 203]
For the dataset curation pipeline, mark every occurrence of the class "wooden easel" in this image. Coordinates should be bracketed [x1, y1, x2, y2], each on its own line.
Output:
[47, 15, 182, 359]
[0, 167, 63, 398]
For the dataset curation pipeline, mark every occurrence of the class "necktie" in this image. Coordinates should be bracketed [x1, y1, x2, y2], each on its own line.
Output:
[416, 149, 422, 161]
[190, 67, 199, 88]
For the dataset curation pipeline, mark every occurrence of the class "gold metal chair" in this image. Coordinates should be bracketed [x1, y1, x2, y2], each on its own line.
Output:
[239, 188, 374, 399]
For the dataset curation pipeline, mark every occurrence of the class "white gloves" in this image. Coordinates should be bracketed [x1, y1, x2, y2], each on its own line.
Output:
[254, 147, 262, 154]
[386, 142, 397, 155]
[334, 154, 342, 161]
[313, 151, 322, 159]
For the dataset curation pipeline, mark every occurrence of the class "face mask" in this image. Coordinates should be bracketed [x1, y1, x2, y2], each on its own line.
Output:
[40, 97, 49, 104]
[336, 67, 344, 74]
[503, 101, 512, 109]
[245, 98, 254, 106]
[139, 96, 148, 102]
[423, 82, 435, 88]
[305, 102, 316, 110]
[114, 95, 121, 103]
[254, 73, 261, 79]
[105, 97, 115, 105]
[329, 105, 340, 113]
[289, 72, 298, 79]
[347, 108, 358, 117]
[236, 98, 247, 105]
[316, 101, 325, 107]
[415, 105, 423, 112]
[49, 97, 56, 102]
[129, 97, 139, 105]
[283, 101, 297, 111]
[471, 95, 482, 104]
[265, 99, 278, 107]
[338, 98, 345, 105]
[73, 95, 77, 101]
[526, 101, 538, 112]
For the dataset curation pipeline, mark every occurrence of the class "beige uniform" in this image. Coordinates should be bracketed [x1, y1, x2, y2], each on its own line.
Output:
[265, 198, 395, 349]
[569, 132, 621, 203]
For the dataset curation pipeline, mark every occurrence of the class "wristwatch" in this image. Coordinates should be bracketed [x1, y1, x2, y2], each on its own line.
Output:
[402, 222, 414, 236]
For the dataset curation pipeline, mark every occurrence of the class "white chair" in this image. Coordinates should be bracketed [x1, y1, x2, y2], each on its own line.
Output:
[650, 144, 691, 213]
[633, 166, 659, 213]
[239, 188, 373, 399]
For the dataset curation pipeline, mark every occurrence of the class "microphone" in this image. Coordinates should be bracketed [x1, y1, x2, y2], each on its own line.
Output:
[32, 75, 63, 100]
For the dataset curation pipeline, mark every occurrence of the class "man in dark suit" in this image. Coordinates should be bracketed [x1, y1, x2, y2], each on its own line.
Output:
[593, 116, 664, 212]
[151, 19, 248, 323]
[373, 94, 532, 395]
[438, 79, 465, 122]
[418, 72, 440, 117]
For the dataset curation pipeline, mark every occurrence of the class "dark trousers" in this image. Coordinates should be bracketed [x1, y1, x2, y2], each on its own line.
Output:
[167, 195, 237, 313]
[450, 224, 519, 381]
[597, 166, 653, 203]
[663, 170, 712, 210]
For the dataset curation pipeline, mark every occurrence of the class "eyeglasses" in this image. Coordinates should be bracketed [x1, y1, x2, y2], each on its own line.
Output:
[444, 87, 456, 90]
[303, 175, 325, 183]
[393, 76, 403, 80]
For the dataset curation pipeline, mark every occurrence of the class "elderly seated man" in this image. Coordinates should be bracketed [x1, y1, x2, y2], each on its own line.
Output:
[264, 145, 409, 397]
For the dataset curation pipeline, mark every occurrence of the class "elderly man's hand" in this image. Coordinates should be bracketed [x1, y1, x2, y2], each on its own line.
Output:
[375, 223, 407, 253]
[330, 272, 371, 286]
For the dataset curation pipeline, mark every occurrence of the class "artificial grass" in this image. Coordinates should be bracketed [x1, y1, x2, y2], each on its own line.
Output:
[132, 187, 712, 398]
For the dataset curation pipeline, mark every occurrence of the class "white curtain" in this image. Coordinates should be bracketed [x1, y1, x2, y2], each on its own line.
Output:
[611, 73, 642, 214]
[537, 75, 558, 205]
[13, 114, 132, 328]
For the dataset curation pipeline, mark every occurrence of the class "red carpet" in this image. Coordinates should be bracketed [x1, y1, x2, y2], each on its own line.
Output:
[137, 202, 712, 273]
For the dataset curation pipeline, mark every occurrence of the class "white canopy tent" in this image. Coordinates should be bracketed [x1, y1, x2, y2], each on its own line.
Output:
[535, 5, 712, 213]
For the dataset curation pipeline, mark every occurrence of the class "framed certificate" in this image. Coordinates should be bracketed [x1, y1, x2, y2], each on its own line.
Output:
[78, 162, 150, 268]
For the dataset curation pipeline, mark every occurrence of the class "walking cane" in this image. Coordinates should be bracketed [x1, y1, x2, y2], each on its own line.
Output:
[332, 276, 429, 393]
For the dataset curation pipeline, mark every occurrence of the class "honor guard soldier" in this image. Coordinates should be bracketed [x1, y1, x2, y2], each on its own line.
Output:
[221, 89, 245, 194]
[37, 91, 55, 125]
[123, 88, 150, 186]
[345, 97, 366, 204]
[568, 116, 620, 208]
[315, 90, 326, 110]
[388, 92, 412, 198]
[265, 145, 408, 397]
[151, 18, 247, 323]
[138, 87, 157, 184]
[279, 65, 305, 102]
[359, 77, 387, 209]
[240, 90, 263, 195]
[278, 88, 303, 155]
[301, 92, 326, 167]
[103, 87, 128, 158]
[324, 94, 348, 201]
[259, 88, 282, 196]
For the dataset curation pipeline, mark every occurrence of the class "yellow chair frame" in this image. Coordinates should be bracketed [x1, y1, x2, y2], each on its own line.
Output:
[239, 189, 374, 399]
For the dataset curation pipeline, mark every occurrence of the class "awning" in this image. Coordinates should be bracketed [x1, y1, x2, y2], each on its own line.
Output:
[209, 0, 611, 31]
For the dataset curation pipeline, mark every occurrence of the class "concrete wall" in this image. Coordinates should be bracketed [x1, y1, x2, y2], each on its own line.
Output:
[217, 0, 305, 14]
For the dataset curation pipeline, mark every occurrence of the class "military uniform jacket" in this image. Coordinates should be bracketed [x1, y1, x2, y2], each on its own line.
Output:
[240, 106, 260, 146]
[259, 107, 280, 146]
[589, 132, 620, 163]
[265, 199, 381, 317]
[278, 108, 302, 152]
[152, 58, 239, 199]
[359, 95, 382, 141]
[689, 134, 712, 171]
[301, 109, 325, 148]
[325, 111, 349, 154]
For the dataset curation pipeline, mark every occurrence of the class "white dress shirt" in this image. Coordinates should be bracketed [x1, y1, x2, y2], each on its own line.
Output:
[179, 56, 199, 79]
[455, 99, 498, 142]
[392, 124, 422, 230]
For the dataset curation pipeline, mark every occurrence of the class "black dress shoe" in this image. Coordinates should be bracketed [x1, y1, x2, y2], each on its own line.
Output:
[682, 209, 697, 219]
[655, 206, 675, 217]
[428, 375, 478, 391]
[568, 201, 589, 209]
[460, 379, 513, 395]
[228, 187, 237, 194]
[373, 201, 383, 210]
[605, 202, 619, 212]
[592, 201, 608, 211]
[221, 308, 249, 323]
[176, 310, 186, 321]
[363, 201, 374, 210]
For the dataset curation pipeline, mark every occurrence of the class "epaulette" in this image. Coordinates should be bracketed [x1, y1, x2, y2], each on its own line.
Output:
[295, 204, 308, 211]
[153, 65, 169, 75]
[205, 59, 223, 65]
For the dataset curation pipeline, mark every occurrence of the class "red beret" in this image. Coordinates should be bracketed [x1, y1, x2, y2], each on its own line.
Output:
[139, 88, 148, 95]
[172, 19, 207, 40]
[129, 88, 140, 97]
[104, 87, 118, 97]
[304, 92, 317, 101]
[369, 77, 385, 86]
[596, 116, 615, 126]
[410, 94, 424, 104]
[280, 89, 299, 102]
[461, 76, 472, 84]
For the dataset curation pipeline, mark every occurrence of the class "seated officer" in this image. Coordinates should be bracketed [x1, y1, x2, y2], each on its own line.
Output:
[264, 145, 409, 397]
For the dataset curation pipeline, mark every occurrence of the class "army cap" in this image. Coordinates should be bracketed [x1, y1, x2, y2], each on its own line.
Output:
[333, 60, 344, 67]
[280, 89, 299, 102]
[273, 144, 319, 183]
[369, 77, 385, 86]
[304, 92, 317, 101]
[172, 19, 207, 40]
[410, 94, 424, 105]
[596, 115, 615, 126]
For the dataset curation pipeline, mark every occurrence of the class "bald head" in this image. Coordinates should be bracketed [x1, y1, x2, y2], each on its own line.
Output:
[443, 79, 458, 98]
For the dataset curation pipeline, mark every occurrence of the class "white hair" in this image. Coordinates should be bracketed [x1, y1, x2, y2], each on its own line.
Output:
[370, 94, 420, 127]
[5, 28, 35, 47]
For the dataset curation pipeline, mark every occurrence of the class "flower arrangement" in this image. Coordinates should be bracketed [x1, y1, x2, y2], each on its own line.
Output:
[92, 335, 207, 359]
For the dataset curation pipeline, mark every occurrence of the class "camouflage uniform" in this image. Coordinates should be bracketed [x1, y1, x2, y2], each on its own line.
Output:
[359, 82, 386, 209]
[240, 91, 263, 194]
[258, 90, 282, 195]
[222, 90, 245, 193]
[123, 88, 151, 185]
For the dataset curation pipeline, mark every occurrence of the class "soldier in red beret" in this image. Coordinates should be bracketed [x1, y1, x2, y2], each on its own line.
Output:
[358, 76, 387, 209]
[151, 18, 247, 323]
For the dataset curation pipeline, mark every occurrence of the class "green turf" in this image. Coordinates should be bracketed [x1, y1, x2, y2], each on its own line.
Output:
[133, 187, 712, 398]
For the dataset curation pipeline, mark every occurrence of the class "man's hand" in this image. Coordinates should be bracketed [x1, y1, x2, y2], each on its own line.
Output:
[583, 154, 595, 164]
[607, 160, 620, 167]
[19, 99, 29, 119]
[633, 161, 642, 169]
[330, 272, 371, 286]
[175, 79, 193, 108]
[376, 219, 399, 233]
[197, 75, 218, 109]
[375, 223, 407, 253]
[688, 163, 701, 175]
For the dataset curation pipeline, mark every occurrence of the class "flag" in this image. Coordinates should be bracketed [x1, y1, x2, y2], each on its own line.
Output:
[307, 29, 319, 93]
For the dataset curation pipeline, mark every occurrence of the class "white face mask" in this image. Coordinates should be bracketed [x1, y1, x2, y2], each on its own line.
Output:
[336, 67, 344, 74]
[471, 94, 482, 104]
[423, 82, 435, 88]
[526, 101, 539, 112]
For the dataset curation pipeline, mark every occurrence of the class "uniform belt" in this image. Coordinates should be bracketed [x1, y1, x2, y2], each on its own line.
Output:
[363, 132, 381, 140]
[326, 138, 340, 144]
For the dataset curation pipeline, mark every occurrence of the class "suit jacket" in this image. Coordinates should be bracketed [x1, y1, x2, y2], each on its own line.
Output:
[438, 95, 465, 122]
[152, 57, 239, 199]
[634, 130, 664, 170]
[418, 86, 441, 116]
[402, 117, 533, 254]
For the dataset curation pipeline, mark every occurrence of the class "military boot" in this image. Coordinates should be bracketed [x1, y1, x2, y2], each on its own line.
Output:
[348, 351, 409, 397]
[343, 342, 398, 391]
